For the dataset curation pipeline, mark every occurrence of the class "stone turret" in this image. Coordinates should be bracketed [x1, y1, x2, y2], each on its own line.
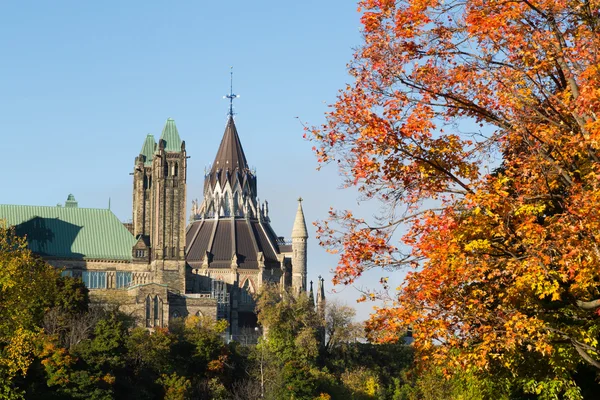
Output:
[316, 276, 325, 318]
[291, 198, 308, 293]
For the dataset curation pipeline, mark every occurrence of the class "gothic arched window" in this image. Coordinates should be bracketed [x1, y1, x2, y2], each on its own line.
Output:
[223, 192, 231, 217]
[145, 296, 151, 327]
[153, 295, 160, 327]
[174, 162, 179, 177]
[233, 191, 240, 216]
[143, 175, 148, 189]
[164, 161, 169, 177]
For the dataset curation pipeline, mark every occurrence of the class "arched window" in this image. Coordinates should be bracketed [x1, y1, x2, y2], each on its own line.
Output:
[164, 161, 169, 177]
[196, 311, 204, 317]
[233, 191, 240, 216]
[145, 296, 151, 327]
[174, 162, 179, 177]
[143, 175, 148, 189]
[153, 295, 160, 327]
[223, 192, 231, 217]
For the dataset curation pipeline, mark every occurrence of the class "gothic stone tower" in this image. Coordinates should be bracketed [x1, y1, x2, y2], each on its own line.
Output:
[133, 118, 187, 293]
[133, 134, 156, 238]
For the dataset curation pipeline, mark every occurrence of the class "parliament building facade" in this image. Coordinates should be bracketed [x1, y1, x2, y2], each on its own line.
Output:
[0, 114, 320, 339]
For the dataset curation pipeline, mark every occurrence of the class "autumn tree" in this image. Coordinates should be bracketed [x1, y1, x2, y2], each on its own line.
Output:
[324, 301, 363, 352]
[309, 0, 600, 396]
[0, 227, 85, 398]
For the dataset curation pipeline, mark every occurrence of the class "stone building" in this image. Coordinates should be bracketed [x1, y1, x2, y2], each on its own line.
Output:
[0, 113, 319, 339]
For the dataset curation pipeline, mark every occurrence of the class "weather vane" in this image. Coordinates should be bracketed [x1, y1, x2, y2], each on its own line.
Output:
[224, 66, 239, 117]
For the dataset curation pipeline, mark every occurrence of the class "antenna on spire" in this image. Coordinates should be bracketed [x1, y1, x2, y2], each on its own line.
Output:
[223, 66, 239, 117]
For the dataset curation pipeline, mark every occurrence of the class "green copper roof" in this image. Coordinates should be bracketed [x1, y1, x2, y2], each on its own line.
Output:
[65, 194, 78, 208]
[0, 204, 136, 261]
[160, 118, 182, 152]
[140, 134, 156, 166]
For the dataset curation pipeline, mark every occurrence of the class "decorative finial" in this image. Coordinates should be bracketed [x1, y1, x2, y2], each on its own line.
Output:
[298, 197, 303, 203]
[224, 66, 239, 117]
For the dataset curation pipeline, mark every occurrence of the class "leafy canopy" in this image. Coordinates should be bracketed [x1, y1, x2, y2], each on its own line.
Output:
[309, 0, 600, 397]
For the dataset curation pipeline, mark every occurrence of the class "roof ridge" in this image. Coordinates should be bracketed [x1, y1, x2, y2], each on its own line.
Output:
[0, 203, 116, 211]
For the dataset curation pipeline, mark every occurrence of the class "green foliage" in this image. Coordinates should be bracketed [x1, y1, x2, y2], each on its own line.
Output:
[255, 285, 322, 366]
[158, 372, 191, 400]
[53, 275, 89, 315]
[279, 360, 318, 400]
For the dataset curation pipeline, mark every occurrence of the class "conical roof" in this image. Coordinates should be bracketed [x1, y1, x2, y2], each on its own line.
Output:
[211, 116, 248, 174]
[160, 118, 182, 152]
[292, 198, 308, 238]
[140, 134, 156, 166]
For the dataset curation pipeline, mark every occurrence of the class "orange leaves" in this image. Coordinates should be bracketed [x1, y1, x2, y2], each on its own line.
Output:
[309, 0, 600, 392]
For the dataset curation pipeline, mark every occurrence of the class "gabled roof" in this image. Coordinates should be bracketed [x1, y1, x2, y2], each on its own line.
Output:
[0, 204, 136, 261]
[140, 134, 156, 166]
[160, 118, 182, 152]
[211, 116, 249, 174]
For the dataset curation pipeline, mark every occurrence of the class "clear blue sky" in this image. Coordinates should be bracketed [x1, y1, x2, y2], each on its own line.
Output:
[0, 0, 400, 321]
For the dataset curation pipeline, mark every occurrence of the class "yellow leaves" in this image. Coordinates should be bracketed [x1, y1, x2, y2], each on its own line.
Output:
[514, 203, 546, 217]
[464, 238, 491, 252]
[2, 327, 41, 377]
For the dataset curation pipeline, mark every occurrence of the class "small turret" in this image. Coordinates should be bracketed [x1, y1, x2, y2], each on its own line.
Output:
[65, 194, 78, 208]
[316, 276, 325, 318]
[291, 198, 308, 293]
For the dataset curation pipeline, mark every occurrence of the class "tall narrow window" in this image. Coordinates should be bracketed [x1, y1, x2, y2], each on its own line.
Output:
[145, 296, 151, 327]
[241, 280, 253, 304]
[143, 175, 148, 189]
[223, 192, 230, 217]
[153, 296, 160, 327]
[164, 161, 169, 177]
[233, 192, 240, 216]
[174, 162, 179, 177]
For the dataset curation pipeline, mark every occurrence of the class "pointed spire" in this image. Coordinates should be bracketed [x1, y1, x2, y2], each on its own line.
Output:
[309, 280, 315, 306]
[316, 276, 325, 317]
[211, 116, 249, 175]
[159, 118, 182, 152]
[292, 197, 308, 238]
[139, 134, 156, 166]
[224, 66, 239, 117]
